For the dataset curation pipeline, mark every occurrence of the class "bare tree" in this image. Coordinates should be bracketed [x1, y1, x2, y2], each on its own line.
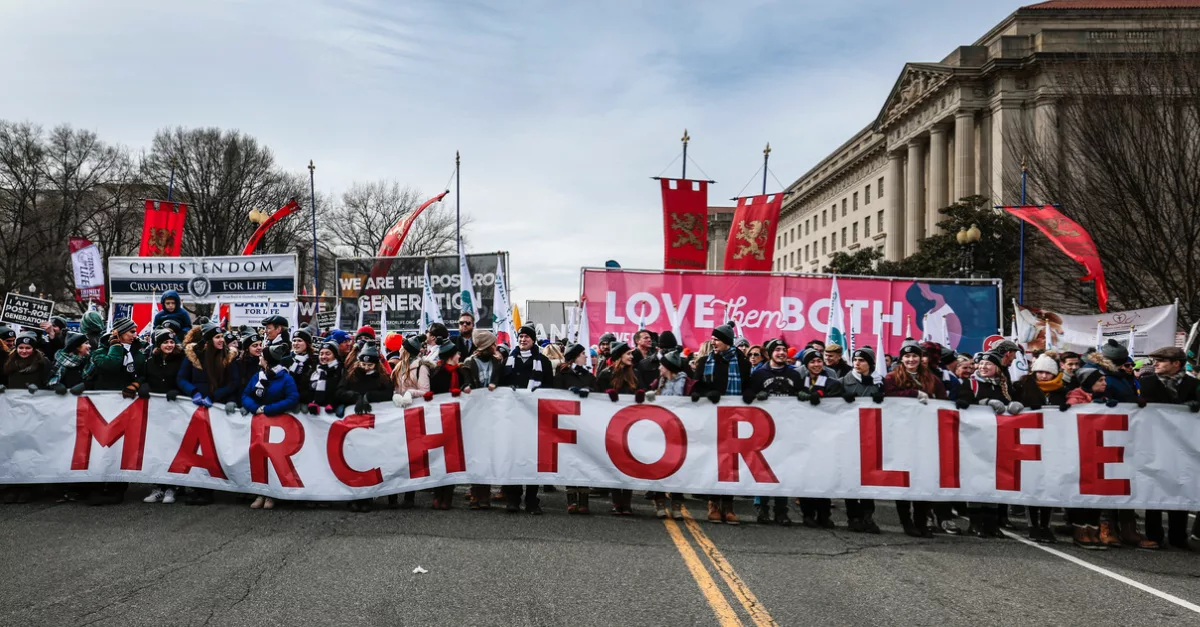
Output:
[322, 180, 465, 259]
[1013, 30, 1200, 324]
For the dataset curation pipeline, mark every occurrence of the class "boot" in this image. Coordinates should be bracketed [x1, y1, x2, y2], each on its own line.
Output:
[654, 495, 668, 520]
[567, 492, 578, 514]
[1073, 525, 1091, 549]
[387, 494, 399, 509]
[670, 498, 683, 520]
[774, 510, 792, 527]
[1099, 520, 1121, 547]
[1118, 511, 1159, 549]
[861, 514, 881, 534]
[400, 492, 415, 509]
[756, 504, 771, 525]
[707, 500, 723, 524]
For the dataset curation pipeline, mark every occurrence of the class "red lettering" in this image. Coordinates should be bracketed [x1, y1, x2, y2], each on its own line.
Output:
[1077, 413, 1131, 496]
[72, 397, 148, 471]
[937, 408, 961, 488]
[716, 407, 778, 483]
[249, 413, 305, 488]
[327, 413, 383, 487]
[996, 413, 1043, 492]
[605, 406, 687, 480]
[858, 407, 909, 487]
[167, 407, 227, 479]
[404, 404, 466, 479]
[538, 399, 580, 473]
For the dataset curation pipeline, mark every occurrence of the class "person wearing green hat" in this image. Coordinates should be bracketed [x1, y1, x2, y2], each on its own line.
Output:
[89, 318, 147, 399]
[79, 310, 107, 352]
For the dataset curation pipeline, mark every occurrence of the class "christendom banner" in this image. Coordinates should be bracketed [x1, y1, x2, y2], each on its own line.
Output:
[659, 178, 708, 270]
[4, 390, 1199, 507]
[723, 193, 783, 272]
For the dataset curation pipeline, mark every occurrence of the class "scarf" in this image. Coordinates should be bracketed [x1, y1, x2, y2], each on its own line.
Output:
[703, 347, 741, 395]
[1157, 371, 1184, 401]
[311, 360, 338, 392]
[443, 363, 460, 390]
[121, 344, 135, 372]
[289, 353, 309, 375]
[1036, 373, 1065, 394]
[971, 371, 1010, 401]
[255, 365, 287, 398]
[49, 349, 89, 386]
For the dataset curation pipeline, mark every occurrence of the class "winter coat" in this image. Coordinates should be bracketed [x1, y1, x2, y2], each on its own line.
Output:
[48, 350, 88, 389]
[798, 369, 845, 398]
[825, 359, 852, 379]
[336, 365, 393, 404]
[308, 360, 344, 407]
[840, 371, 882, 398]
[286, 352, 318, 402]
[429, 364, 467, 394]
[658, 372, 691, 397]
[595, 366, 640, 394]
[393, 359, 432, 394]
[956, 375, 1012, 405]
[633, 348, 659, 389]
[153, 290, 193, 332]
[501, 346, 554, 390]
[177, 343, 241, 403]
[749, 365, 805, 397]
[89, 340, 148, 390]
[691, 349, 752, 397]
[555, 363, 596, 391]
[241, 368, 300, 415]
[1015, 375, 1068, 408]
[461, 354, 505, 389]
[1137, 372, 1200, 405]
[1085, 352, 1138, 403]
[884, 367, 947, 400]
[237, 352, 261, 394]
[930, 366, 961, 399]
[145, 350, 184, 394]
[3, 353, 50, 389]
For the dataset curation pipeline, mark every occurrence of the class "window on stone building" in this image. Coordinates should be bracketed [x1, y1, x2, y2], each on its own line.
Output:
[777, 235, 781, 249]
[804, 220, 809, 236]
[865, 185, 871, 205]
[841, 199, 846, 217]
[853, 223, 858, 243]
[864, 216, 871, 237]
[805, 245, 809, 261]
[822, 210, 827, 227]
[877, 210, 884, 233]
[831, 232, 837, 252]
[822, 237, 827, 255]
[878, 177, 884, 198]
[841, 227, 847, 247]
[853, 192, 858, 211]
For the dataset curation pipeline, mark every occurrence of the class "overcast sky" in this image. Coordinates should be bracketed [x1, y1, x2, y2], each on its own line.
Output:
[0, 0, 1014, 304]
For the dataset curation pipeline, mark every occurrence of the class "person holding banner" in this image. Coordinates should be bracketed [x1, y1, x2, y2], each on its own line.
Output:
[336, 343, 392, 512]
[307, 341, 344, 416]
[241, 343, 301, 511]
[237, 330, 265, 393]
[692, 324, 753, 525]
[794, 346, 844, 528]
[3, 332, 50, 392]
[145, 329, 184, 398]
[48, 333, 91, 395]
[427, 340, 466, 511]
[1138, 346, 1200, 550]
[91, 319, 147, 399]
[287, 328, 318, 404]
[886, 340, 947, 538]
[177, 324, 242, 507]
[1014, 355, 1070, 544]
[461, 330, 506, 511]
[152, 290, 192, 332]
[840, 346, 884, 534]
[501, 326, 554, 515]
[749, 339, 802, 526]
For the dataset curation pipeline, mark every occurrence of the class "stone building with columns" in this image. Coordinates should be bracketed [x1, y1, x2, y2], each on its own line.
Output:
[771, 0, 1200, 274]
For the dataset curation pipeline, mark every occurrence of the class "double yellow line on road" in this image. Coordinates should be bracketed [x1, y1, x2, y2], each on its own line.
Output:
[662, 505, 778, 627]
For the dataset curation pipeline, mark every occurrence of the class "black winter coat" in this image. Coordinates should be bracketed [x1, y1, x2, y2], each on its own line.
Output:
[595, 367, 640, 394]
[1138, 373, 1200, 405]
[460, 354, 505, 389]
[501, 347, 554, 390]
[957, 376, 1013, 405]
[3, 353, 50, 388]
[692, 350, 752, 397]
[749, 365, 804, 397]
[1014, 376, 1068, 408]
[145, 351, 184, 394]
[555, 364, 596, 391]
[336, 365, 393, 404]
[286, 353, 318, 403]
[308, 361, 344, 407]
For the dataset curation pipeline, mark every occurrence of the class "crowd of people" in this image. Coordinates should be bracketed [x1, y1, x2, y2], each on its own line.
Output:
[0, 288, 1197, 553]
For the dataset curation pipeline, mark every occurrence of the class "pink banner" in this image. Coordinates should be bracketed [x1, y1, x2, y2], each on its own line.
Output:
[582, 269, 1001, 355]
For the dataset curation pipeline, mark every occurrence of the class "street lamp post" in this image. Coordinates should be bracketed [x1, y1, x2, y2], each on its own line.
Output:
[957, 224, 982, 278]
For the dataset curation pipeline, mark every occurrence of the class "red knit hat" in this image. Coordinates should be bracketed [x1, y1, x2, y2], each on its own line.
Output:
[384, 332, 404, 353]
[356, 325, 376, 340]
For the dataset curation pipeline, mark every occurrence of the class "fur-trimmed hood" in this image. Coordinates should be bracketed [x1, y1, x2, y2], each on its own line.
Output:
[1085, 351, 1118, 374]
[184, 342, 238, 371]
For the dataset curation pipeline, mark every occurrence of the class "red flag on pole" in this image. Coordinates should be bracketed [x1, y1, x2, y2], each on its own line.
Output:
[1004, 204, 1109, 312]
[139, 200, 187, 257]
[723, 193, 783, 272]
[377, 191, 449, 258]
[660, 178, 708, 270]
[242, 199, 299, 255]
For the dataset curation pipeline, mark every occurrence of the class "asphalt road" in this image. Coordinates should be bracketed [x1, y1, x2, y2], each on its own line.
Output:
[1, 488, 1198, 626]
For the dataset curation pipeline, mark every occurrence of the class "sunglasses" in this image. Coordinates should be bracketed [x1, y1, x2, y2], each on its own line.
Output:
[749, 352, 762, 358]
[458, 321, 473, 326]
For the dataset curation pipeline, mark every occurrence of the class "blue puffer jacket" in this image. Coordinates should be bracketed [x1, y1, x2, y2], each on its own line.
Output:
[153, 290, 193, 331]
[177, 343, 242, 402]
[242, 368, 300, 415]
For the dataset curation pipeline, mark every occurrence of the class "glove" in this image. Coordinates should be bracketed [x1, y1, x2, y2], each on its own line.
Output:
[796, 390, 811, 403]
[137, 385, 150, 400]
[1105, 398, 1119, 408]
[1058, 403, 1071, 413]
[987, 399, 1006, 414]
[0, 385, 8, 394]
[393, 393, 406, 408]
[607, 389, 619, 402]
[451, 388, 461, 398]
[843, 392, 856, 404]
[423, 391, 434, 402]
[578, 388, 590, 399]
[69, 383, 86, 396]
[809, 392, 821, 406]
[27, 384, 38, 394]
[691, 390, 702, 403]
[741, 392, 755, 405]
[1188, 401, 1200, 413]
[121, 382, 138, 400]
[165, 389, 178, 402]
[334, 405, 346, 418]
[239, 407, 250, 416]
[324, 404, 335, 415]
[354, 394, 371, 415]
[756, 391, 770, 402]
[871, 390, 884, 404]
[645, 390, 655, 402]
[54, 384, 68, 395]
[402, 392, 414, 407]
[1006, 402, 1024, 415]
[635, 390, 646, 404]
[1136, 397, 1147, 408]
[192, 393, 206, 406]
[706, 391, 721, 404]
[224, 402, 238, 414]
[307, 402, 320, 415]
[916, 391, 930, 405]
[955, 396, 971, 410]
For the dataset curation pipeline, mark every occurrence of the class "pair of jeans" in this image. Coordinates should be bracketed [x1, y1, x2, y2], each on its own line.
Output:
[504, 485, 539, 509]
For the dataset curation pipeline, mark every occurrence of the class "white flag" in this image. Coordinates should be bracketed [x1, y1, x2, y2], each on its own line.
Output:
[356, 297, 365, 331]
[335, 300, 343, 331]
[491, 255, 516, 346]
[420, 260, 443, 334]
[873, 334, 887, 382]
[1009, 347, 1029, 381]
[69, 238, 106, 303]
[138, 292, 159, 335]
[457, 238, 478, 321]
[1095, 320, 1103, 351]
[380, 294, 388, 335]
[578, 299, 592, 371]
[1127, 325, 1136, 358]
[566, 305, 579, 345]
[826, 275, 847, 348]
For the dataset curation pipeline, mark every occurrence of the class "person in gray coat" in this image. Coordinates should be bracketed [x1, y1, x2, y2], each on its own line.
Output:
[839, 346, 883, 533]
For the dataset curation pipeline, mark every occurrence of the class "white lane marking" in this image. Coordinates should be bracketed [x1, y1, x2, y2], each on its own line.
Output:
[1001, 530, 1200, 615]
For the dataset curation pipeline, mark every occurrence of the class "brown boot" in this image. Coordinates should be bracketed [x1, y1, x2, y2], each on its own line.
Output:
[653, 495, 667, 519]
[707, 500, 723, 523]
[1099, 520, 1121, 547]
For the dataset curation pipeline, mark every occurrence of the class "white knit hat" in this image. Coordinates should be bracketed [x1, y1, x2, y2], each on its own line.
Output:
[1031, 354, 1059, 375]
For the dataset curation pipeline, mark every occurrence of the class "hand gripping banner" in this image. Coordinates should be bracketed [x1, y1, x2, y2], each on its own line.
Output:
[2, 391, 1198, 508]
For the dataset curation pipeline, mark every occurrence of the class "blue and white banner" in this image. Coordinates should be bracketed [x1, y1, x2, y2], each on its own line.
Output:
[108, 255, 298, 304]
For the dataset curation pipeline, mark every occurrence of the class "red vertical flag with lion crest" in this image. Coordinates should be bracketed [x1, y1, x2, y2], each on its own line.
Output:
[139, 200, 188, 257]
[1004, 204, 1109, 312]
[723, 193, 783, 272]
[660, 178, 708, 270]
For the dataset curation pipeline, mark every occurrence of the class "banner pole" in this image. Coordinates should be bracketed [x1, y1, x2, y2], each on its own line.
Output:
[761, 142, 771, 195]
[455, 151, 461, 260]
[681, 129, 689, 180]
[308, 160, 320, 314]
[1018, 157, 1027, 305]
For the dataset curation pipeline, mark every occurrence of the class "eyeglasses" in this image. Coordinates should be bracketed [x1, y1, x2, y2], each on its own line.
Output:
[749, 352, 762, 358]
[458, 321, 473, 326]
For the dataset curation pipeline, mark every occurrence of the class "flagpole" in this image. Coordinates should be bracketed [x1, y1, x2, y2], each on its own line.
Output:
[308, 160, 320, 314]
[455, 151, 461, 259]
[681, 129, 689, 179]
[762, 143, 771, 195]
[168, 156, 177, 202]
[1019, 157, 1027, 305]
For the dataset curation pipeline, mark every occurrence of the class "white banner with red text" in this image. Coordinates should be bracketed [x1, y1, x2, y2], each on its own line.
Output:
[1, 390, 1197, 508]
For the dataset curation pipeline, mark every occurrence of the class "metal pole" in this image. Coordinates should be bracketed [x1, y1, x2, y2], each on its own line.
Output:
[762, 142, 771, 195]
[167, 156, 177, 201]
[681, 129, 689, 179]
[456, 151, 461, 259]
[308, 160, 320, 313]
[1019, 157, 1027, 304]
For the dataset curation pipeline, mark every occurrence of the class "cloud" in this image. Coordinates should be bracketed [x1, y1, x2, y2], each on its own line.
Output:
[0, 0, 1013, 305]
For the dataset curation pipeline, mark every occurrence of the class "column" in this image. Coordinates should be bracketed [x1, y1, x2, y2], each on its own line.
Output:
[978, 110, 993, 199]
[927, 126, 949, 235]
[991, 103, 1022, 205]
[885, 151, 905, 261]
[1034, 98, 1059, 181]
[905, 139, 925, 256]
[954, 110, 976, 201]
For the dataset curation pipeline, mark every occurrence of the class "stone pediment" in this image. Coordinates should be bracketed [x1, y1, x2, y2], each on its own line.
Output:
[873, 63, 955, 131]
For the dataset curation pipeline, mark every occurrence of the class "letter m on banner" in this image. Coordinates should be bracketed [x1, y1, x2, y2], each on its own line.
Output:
[72, 397, 149, 471]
